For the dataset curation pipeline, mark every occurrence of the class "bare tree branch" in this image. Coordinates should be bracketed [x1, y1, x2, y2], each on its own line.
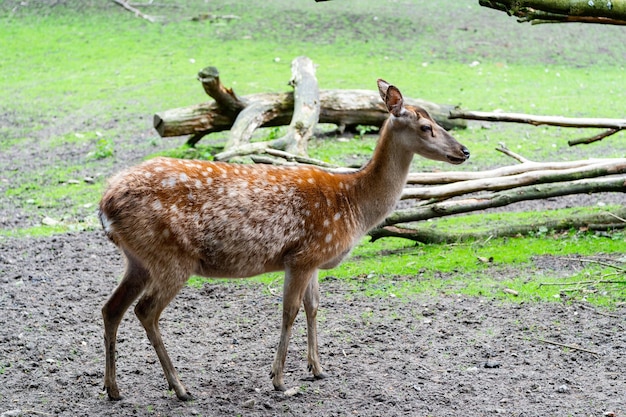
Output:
[478, 0, 626, 25]
[111, 0, 157, 22]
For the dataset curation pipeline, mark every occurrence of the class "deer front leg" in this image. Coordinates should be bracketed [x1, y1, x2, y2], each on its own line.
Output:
[270, 266, 315, 391]
[303, 270, 327, 381]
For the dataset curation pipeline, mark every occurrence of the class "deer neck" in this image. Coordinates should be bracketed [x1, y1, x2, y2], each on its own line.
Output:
[349, 119, 414, 230]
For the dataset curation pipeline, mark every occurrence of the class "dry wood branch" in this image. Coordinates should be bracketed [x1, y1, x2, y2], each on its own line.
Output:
[576, 303, 622, 319]
[197, 66, 246, 117]
[401, 159, 626, 200]
[539, 280, 626, 287]
[383, 175, 626, 227]
[111, 0, 157, 22]
[370, 208, 626, 243]
[450, 110, 626, 146]
[213, 138, 289, 162]
[563, 257, 626, 272]
[213, 51, 323, 162]
[568, 128, 623, 146]
[532, 338, 600, 355]
[449, 110, 626, 129]
[278, 56, 320, 156]
[406, 158, 619, 185]
[479, 0, 626, 25]
[154, 88, 465, 139]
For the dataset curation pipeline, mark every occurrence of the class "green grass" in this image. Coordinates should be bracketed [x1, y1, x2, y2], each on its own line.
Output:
[1, 1, 624, 307]
[189, 230, 625, 306]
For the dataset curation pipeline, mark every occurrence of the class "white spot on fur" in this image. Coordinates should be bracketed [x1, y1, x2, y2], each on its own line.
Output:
[334, 212, 342, 221]
[152, 200, 163, 211]
[325, 233, 332, 243]
[206, 177, 213, 185]
[179, 173, 188, 182]
[323, 219, 330, 227]
[307, 178, 315, 184]
[161, 177, 177, 188]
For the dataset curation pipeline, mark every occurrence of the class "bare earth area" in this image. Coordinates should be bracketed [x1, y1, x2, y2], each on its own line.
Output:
[0, 232, 624, 417]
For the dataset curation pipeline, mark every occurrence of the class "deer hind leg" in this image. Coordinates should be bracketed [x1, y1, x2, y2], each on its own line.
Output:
[134, 266, 191, 401]
[303, 270, 327, 381]
[270, 266, 317, 391]
[102, 250, 150, 401]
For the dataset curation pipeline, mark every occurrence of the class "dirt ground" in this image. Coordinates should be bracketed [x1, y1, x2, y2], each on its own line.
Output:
[0, 230, 624, 417]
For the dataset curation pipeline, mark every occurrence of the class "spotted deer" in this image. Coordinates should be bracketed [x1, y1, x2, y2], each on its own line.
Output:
[99, 79, 470, 401]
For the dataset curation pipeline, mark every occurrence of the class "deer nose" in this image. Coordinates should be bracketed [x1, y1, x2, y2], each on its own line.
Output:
[461, 146, 470, 159]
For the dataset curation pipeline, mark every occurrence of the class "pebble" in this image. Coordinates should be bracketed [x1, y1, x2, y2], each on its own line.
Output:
[556, 384, 570, 393]
[484, 360, 501, 368]
[42, 216, 59, 226]
[242, 399, 255, 408]
[1, 410, 22, 417]
[283, 387, 300, 397]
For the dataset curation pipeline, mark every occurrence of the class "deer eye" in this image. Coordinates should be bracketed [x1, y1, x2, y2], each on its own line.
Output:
[420, 125, 432, 133]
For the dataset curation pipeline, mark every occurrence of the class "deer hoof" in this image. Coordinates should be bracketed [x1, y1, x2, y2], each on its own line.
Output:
[273, 382, 287, 392]
[176, 391, 193, 402]
[106, 387, 122, 401]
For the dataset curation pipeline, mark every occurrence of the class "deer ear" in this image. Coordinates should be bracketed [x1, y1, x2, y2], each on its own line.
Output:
[384, 85, 404, 117]
[377, 78, 391, 101]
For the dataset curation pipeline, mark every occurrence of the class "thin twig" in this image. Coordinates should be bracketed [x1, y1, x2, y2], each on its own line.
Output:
[539, 280, 625, 287]
[563, 257, 626, 272]
[576, 303, 621, 319]
[495, 142, 531, 163]
[533, 338, 600, 355]
[604, 211, 626, 224]
[111, 0, 157, 22]
[20, 411, 53, 417]
[568, 128, 622, 146]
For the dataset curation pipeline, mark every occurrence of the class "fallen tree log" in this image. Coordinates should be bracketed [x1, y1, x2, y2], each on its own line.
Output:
[153, 77, 466, 143]
[478, 0, 626, 25]
[369, 208, 626, 243]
